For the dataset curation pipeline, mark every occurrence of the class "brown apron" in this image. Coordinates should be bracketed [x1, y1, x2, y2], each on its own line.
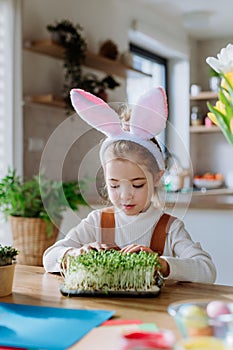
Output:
[101, 207, 175, 255]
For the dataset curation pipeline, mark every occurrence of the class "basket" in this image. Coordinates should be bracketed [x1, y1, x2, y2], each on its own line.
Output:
[9, 216, 59, 266]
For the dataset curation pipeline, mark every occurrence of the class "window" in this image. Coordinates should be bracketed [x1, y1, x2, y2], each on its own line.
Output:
[127, 43, 168, 104]
[127, 43, 168, 149]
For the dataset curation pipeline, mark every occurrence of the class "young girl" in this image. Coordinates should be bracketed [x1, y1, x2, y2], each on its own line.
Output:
[43, 87, 216, 283]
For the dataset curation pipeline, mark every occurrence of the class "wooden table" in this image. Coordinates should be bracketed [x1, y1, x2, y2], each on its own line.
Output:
[2, 265, 233, 349]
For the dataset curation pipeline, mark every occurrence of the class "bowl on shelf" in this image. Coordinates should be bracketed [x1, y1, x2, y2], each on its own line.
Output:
[193, 173, 224, 189]
[193, 178, 223, 189]
[168, 301, 233, 346]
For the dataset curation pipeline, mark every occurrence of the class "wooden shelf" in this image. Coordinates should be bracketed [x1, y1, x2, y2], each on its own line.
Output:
[190, 91, 218, 101]
[190, 125, 220, 133]
[192, 187, 233, 196]
[189, 93, 220, 133]
[24, 94, 65, 108]
[24, 39, 151, 79]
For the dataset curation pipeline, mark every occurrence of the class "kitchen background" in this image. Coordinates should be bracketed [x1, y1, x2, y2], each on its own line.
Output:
[1, 0, 233, 285]
[21, 0, 233, 182]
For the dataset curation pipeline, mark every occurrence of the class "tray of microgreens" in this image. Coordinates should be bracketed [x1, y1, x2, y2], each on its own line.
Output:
[60, 249, 163, 297]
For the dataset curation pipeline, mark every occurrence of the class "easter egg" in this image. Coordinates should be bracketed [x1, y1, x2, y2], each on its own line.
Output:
[206, 300, 231, 318]
[179, 304, 208, 329]
[188, 325, 213, 337]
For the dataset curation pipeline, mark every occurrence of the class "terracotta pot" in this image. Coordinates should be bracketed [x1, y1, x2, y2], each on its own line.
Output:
[0, 263, 15, 297]
[9, 216, 59, 266]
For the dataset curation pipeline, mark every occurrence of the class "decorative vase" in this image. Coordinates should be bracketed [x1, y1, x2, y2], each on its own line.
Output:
[9, 216, 59, 266]
[209, 76, 220, 92]
[0, 263, 15, 297]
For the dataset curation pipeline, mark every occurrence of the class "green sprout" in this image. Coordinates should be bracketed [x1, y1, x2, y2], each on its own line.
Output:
[60, 249, 161, 292]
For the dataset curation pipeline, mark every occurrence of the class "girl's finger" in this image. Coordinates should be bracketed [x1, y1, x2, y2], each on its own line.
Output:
[88, 242, 101, 250]
[121, 245, 141, 253]
[101, 244, 108, 249]
[120, 244, 135, 252]
[94, 243, 106, 251]
[140, 246, 154, 253]
[108, 245, 121, 251]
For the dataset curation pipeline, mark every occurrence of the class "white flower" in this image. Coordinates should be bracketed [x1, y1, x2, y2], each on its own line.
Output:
[206, 43, 233, 73]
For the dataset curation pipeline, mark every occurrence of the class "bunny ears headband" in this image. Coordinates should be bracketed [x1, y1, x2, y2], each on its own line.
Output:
[70, 87, 168, 170]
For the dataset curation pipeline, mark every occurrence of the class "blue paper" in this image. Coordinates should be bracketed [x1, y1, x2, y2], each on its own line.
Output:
[0, 302, 114, 349]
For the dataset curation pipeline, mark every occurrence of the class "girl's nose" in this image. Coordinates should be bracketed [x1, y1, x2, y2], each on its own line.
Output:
[120, 182, 133, 201]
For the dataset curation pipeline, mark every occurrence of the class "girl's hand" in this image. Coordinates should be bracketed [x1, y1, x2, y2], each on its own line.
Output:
[120, 244, 154, 254]
[66, 242, 120, 256]
[158, 257, 170, 277]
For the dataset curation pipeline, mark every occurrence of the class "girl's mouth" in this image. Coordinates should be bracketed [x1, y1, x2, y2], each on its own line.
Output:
[123, 204, 135, 210]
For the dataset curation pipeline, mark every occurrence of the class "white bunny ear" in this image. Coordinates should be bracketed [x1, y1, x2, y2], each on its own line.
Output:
[70, 89, 122, 137]
[130, 87, 168, 139]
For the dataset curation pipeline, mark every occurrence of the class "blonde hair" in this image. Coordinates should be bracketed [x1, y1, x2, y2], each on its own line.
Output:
[102, 140, 160, 181]
[101, 104, 163, 181]
[118, 104, 131, 131]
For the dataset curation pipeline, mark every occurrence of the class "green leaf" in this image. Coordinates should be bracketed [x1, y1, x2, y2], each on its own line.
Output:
[218, 89, 233, 123]
[207, 103, 233, 146]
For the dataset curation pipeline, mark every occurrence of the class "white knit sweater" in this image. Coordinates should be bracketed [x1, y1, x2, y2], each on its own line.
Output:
[43, 204, 216, 283]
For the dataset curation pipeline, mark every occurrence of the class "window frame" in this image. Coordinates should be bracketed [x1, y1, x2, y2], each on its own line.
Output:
[128, 43, 169, 151]
[129, 42, 168, 93]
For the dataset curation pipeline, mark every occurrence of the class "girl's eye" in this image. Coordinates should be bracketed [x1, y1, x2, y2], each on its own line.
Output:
[133, 184, 145, 188]
[110, 184, 119, 189]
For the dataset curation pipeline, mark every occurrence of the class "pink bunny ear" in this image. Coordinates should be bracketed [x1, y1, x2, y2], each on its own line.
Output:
[130, 87, 168, 139]
[70, 89, 122, 137]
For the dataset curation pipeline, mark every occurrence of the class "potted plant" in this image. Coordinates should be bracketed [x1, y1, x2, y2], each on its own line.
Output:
[81, 73, 120, 101]
[0, 244, 18, 297]
[46, 20, 120, 111]
[0, 168, 87, 266]
[47, 19, 87, 113]
[60, 250, 161, 295]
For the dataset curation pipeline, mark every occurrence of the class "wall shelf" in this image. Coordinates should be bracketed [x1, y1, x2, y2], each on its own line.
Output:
[192, 187, 233, 196]
[190, 92, 219, 133]
[24, 94, 65, 108]
[190, 125, 220, 133]
[190, 91, 218, 101]
[24, 39, 151, 79]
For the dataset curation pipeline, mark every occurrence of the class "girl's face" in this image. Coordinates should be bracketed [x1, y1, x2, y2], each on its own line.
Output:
[105, 158, 159, 216]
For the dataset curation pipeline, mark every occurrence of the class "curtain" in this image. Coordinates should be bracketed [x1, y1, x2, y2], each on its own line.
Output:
[0, 0, 22, 177]
[0, 0, 22, 245]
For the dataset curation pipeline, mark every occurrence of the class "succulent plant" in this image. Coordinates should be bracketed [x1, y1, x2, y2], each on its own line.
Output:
[0, 244, 19, 266]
